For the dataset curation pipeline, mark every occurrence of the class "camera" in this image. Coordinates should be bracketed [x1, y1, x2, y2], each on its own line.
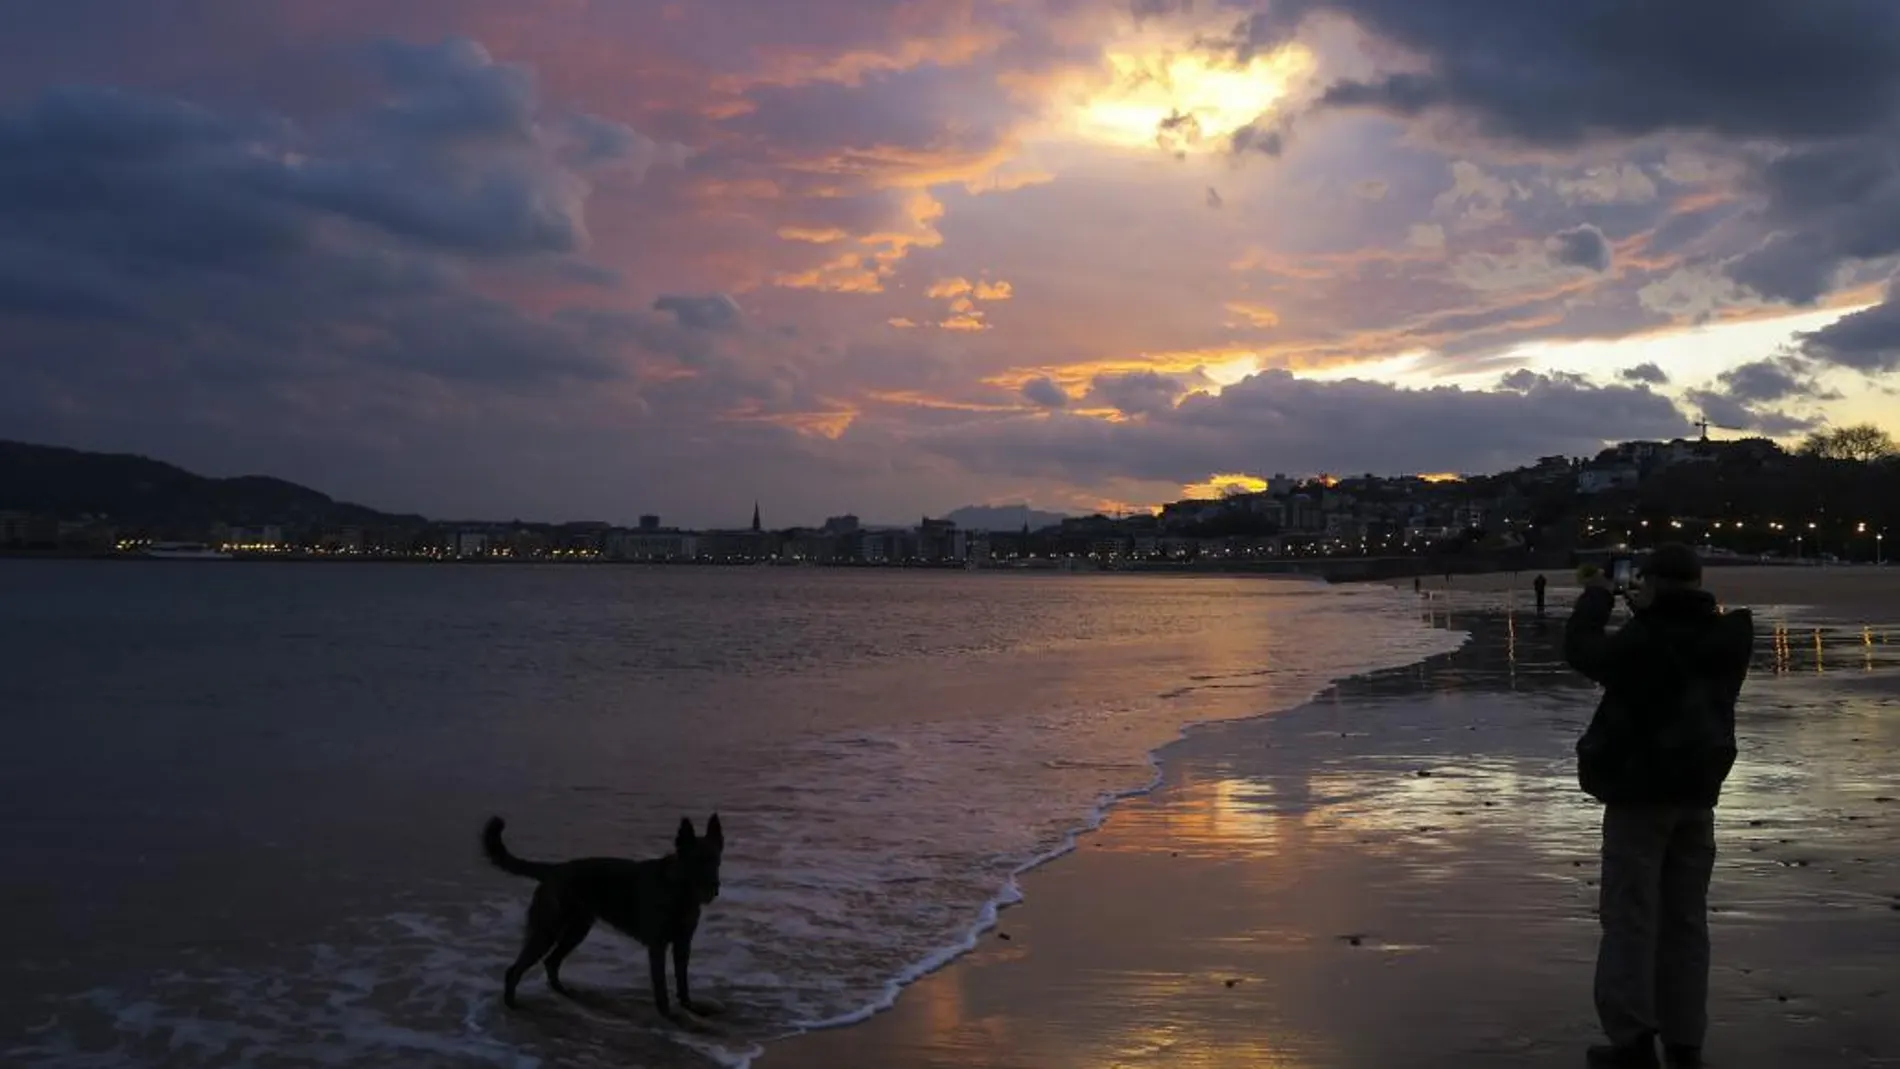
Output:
[1609, 554, 1635, 594]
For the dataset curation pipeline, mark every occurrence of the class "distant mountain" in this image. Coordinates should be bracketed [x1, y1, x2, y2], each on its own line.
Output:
[943, 503, 1069, 532]
[0, 440, 419, 531]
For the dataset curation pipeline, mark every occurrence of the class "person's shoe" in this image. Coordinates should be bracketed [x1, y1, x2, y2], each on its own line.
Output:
[1586, 1039, 1661, 1068]
[1662, 1043, 1703, 1067]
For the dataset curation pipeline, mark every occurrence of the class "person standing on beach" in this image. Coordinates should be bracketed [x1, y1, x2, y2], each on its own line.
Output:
[1564, 544, 1753, 1069]
[1534, 573, 1548, 616]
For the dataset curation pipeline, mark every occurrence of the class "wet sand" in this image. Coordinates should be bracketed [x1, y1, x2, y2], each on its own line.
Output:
[758, 596, 1900, 1068]
[1394, 564, 1900, 624]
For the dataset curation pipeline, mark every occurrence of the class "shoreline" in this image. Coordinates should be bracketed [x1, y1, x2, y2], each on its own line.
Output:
[677, 581, 1471, 1067]
[753, 572, 1900, 1069]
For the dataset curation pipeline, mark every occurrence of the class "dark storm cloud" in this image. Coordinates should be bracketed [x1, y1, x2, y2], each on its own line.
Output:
[1548, 224, 1611, 272]
[1217, 0, 1900, 380]
[1724, 136, 1900, 306]
[0, 39, 675, 390]
[1680, 389, 1816, 437]
[1679, 355, 1834, 436]
[1619, 363, 1670, 386]
[1792, 283, 1900, 372]
[922, 370, 1688, 484]
[1225, 0, 1900, 146]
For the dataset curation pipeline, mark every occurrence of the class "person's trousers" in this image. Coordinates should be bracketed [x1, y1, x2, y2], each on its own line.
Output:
[1596, 804, 1717, 1048]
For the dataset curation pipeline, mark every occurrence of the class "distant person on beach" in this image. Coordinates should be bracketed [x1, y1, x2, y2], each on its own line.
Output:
[1534, 573, 1548, 615]
[1564, 544, 1753, 1069]
[1414, 576, 1422, 595]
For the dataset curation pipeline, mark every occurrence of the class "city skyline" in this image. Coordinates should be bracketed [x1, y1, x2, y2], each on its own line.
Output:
[4, 3, 1899, 528]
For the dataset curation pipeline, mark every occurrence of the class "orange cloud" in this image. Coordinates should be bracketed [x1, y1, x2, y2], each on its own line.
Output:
[723, 402, 859, 439]
[973, 279, 1013, 301]
[940, 313, 988, 331]
[863, 390, 1023, 412]
[774, 192, 946, 294]
[777, 226, 851, 244]
[927, 277, 974, 299]
[984, 347, 1250, 393]
[888, 317, 920, 329]
[727, 5, 1011, 91]
[1224, 301, 1279, 327]
[773, 252, 886, 293]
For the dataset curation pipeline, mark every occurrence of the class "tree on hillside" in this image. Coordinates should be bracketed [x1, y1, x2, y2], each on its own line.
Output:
[1796, 423, 1898, 462]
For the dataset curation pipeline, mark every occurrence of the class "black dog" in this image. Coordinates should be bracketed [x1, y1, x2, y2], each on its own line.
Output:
[482, 814, 724, 1022]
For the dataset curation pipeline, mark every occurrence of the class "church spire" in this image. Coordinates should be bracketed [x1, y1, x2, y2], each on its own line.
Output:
[751, 501, 762, 532]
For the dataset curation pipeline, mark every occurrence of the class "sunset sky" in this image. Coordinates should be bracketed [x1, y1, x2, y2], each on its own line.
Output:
[5, 1, 1899, 526]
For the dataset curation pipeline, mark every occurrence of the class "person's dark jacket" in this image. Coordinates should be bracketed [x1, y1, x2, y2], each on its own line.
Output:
[1564, 585, 1754, 807]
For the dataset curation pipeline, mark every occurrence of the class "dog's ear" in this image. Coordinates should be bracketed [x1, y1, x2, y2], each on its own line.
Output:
[676, 816, 697, 852]
[706, 812, 723, 850]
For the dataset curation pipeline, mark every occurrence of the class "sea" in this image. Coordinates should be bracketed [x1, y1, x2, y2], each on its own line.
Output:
[0, 560, 1466, 1068]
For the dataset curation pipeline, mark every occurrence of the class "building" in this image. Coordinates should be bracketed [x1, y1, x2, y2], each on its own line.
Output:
[917, 518, 965, 562]
[1578, 464, 1641, 495]
[222, 524, 284, 549]
[607, 529, 698, 560]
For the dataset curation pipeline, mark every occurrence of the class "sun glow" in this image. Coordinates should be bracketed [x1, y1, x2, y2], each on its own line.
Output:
[1200, 352, 1262, 387]
[1070, 45, 1313, 152]
[1182, 473, 1269, 499]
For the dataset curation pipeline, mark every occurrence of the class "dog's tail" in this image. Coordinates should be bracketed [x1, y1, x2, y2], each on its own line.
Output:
[482, 816, 556, 881]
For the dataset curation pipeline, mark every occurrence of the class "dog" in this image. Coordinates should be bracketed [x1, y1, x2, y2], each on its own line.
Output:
[481, 813, 724, 1022]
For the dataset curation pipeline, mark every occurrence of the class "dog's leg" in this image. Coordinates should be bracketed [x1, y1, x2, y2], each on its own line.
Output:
[674, 934, 723, 1016]
[648, 942, 678, 1022]
[504, 927, 558, 1008]
[543, 915, 595, 997]
[504, 887, 561, 1008]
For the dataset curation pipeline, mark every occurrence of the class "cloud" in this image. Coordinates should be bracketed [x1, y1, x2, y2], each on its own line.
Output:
[0, 53, 674, 386]
[1619, 362, 1670, 386]
[1216, 0, 1900, 328]
[1431, 161, 1524, 230]
[1230, 115, 1291, 157]
[1548, 224, 1612, 272]
[1792, 284, 1900, 371]
[1553, 165, 1659, 205]
[922, 369, 1690, 486]
[1082, 369, 1208, 418]
[1681, 355, 1835, 435]
[1020, 376, 1069, 408]
[1228, 0, 1900, 145]
[653, 293, 743, 330]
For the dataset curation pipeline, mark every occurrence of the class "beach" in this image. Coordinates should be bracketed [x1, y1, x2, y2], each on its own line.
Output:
[760, 567, 1900, 1069]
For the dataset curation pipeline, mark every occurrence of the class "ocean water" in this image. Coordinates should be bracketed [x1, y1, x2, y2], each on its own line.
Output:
[0, 561, 1464, 1067]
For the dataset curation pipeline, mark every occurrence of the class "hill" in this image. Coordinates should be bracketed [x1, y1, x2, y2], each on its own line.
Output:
[0, 440, 416, 532]
[943, 503, 1070, 532]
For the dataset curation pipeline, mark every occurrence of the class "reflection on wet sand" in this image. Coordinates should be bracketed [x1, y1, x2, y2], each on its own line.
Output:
[763, 605, 1900, 1069]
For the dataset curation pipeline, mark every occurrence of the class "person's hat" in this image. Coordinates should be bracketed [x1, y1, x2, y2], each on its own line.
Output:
[1640, 542, 1702, 582]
